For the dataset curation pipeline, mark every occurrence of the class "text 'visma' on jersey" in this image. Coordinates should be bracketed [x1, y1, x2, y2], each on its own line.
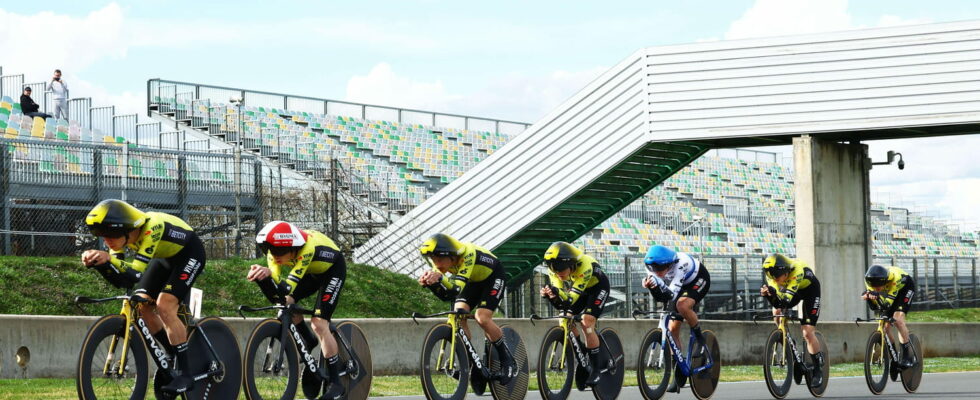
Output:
[765, 258, 816, 302]
[647, 252, 701, 295]
[547, 253, 602, 305]
[436, 242, 500, 292]
[109, 212, 194, 273]
[866, 265, 911, 307]
[267, 230, 342, 296]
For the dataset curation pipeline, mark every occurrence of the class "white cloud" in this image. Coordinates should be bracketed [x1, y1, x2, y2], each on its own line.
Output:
[344, 63, 461, 112]
[725, 0, 853, 40]
[344, 63, 607, 124]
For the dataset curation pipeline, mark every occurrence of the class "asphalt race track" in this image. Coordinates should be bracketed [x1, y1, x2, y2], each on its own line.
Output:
[384, 371, 980, 399]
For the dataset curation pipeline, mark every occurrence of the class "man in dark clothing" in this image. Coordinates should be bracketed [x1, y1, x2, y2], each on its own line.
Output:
[21, 87, 52, 119]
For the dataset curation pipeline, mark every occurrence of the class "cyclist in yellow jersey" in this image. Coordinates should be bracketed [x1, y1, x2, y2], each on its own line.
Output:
[862, 264, 917, 368]
[540, 242, 610, 386]
[81, 199, 205, 394]
[247, 221, 348, 400]
[760, 254, 825, 387]
[417, 232, 517, 382]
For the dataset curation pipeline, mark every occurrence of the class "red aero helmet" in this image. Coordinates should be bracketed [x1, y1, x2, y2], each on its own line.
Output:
[256, 221, 307, 253]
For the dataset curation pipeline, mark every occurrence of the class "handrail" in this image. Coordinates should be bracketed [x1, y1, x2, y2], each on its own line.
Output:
[148, 78, 531, 132]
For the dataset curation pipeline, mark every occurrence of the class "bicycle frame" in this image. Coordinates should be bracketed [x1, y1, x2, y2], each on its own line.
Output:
[658, 312, 714, 377]
[857, 299, 905, 368]
[756, 310, 810, 373]
[530, 312, 619, 376]
[413, 309, 494, 380]
[239, 304, 359, 379]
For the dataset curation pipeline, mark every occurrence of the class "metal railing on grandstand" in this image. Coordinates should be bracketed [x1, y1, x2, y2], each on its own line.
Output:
[0, 137, 263, 257]
[501, 254, 980, 320]
[147, 78, 531, 135]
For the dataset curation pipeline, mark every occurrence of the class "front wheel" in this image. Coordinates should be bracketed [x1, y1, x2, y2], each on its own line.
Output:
[243, 318, 299, 400]
[420, 323, 468, 400]
[76, 314, 149, 400]
[537, 326, 574, 400]
[900, 333, 923, 393]
[185, 317, 242, 400]
[864, 331, 889, 395]
[637, 328, 672, 400]
[762, 329, 793, 399]
[336, 321, 373, 400]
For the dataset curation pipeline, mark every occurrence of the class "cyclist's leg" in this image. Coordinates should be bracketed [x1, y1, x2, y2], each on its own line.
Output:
[158, 237, 205, 393]
[287, 274, 323, 349]
[311, 262, 346, 359]
[463, 274, 504, 342]
[890, 279, 915, 345]
[799, 283, 821, 354]
[676, 266, 710, 343]
[581, 273, 609, 385]
[133, 260, 169, 345]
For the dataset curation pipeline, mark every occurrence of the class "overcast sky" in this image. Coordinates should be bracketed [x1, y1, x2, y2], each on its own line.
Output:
[2, 0, 979, 230]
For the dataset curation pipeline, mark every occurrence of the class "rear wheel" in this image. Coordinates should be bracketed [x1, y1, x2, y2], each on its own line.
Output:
[690, 330, 721, 400]
[900, 334, 923, 393]
[637, 328, 671, 400]
[487, 325, 530, 400]
[806, 332, 830, 397]
[864, 331, 889, 395]
[76, 314, 149, 400]
[420, 323, 468, 400]
[185, 317, 242, 400]
[592, 328, 624, 400]
[762, 329, 792, 399]
[537, 326, 574, 400]
[336, 321, 373, 400]
[243, 318, 298, 400]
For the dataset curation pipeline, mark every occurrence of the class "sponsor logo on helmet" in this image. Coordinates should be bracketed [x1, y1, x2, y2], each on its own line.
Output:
[273, 233, 296, 240]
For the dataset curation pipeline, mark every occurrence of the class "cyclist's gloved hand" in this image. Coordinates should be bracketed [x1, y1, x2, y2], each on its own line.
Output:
[276, 281, 292, 298]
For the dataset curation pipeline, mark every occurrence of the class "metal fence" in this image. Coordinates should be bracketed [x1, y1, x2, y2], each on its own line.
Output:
[148, 78, 531, 136]
[501, 254, 980, 319]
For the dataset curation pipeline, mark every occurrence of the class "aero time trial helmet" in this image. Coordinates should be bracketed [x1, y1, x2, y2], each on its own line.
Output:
[256, 221, 307, 256]
[644, 245, 678, 273]
[86, 199, 147, 238]
[419, 233, 465, 259]
[762, 253, 793, 278]
[865, 265, 890, 287]
[543, 242, 582, 273]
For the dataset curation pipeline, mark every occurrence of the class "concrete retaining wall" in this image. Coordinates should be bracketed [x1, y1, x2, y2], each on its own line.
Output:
[2, 315, 978, 378]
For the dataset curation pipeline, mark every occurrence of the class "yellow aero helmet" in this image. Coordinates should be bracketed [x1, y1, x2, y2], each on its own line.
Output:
[762, 253, 793, 277]
[86, 199, 147, 238]
[543, 241, 582, 272]
[419, 233, 464, 258]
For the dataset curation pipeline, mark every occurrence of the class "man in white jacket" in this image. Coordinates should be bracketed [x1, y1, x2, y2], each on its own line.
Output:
[46, 69, 69, 119]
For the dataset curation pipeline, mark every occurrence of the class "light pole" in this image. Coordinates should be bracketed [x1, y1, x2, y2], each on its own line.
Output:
[229, 97, 244, 255]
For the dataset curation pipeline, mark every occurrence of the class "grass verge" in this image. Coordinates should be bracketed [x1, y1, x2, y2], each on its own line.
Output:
[0, 256, 444, 318]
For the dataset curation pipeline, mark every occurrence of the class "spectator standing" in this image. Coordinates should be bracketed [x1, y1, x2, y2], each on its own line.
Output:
[20, 87, 52, 119]
[46, 69, 69, 119]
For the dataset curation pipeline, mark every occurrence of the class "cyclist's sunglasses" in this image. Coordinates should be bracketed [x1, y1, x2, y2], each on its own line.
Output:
[259, 243, 294, 257]
[645, 261, 674, 271]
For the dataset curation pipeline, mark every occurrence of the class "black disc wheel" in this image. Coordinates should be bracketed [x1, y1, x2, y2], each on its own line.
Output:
[76, 314, 149, 400]
[487, 325, 529, 400]
[185, 317, 242, 400]
[864, 331, 889, 395]
[900, 334, 923, 393]
[536, 326, 574, 400]
[243, 318, 299, 400]
[336, 321, 373, 400]
[592, 328, 625, 400]
[690, 330, 721, 400]
[637, 328, 672, 400]
[420, 323, 468, 400]
[806, 332, 830, 397]
[763, 329, 793, 399]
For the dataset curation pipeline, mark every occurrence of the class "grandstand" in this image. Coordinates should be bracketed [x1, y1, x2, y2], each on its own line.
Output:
[144, 82, 979, 264]
[3, 65, 977, 316]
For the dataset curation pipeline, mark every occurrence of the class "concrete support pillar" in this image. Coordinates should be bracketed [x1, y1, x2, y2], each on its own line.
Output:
[793, 135, 871, 321]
